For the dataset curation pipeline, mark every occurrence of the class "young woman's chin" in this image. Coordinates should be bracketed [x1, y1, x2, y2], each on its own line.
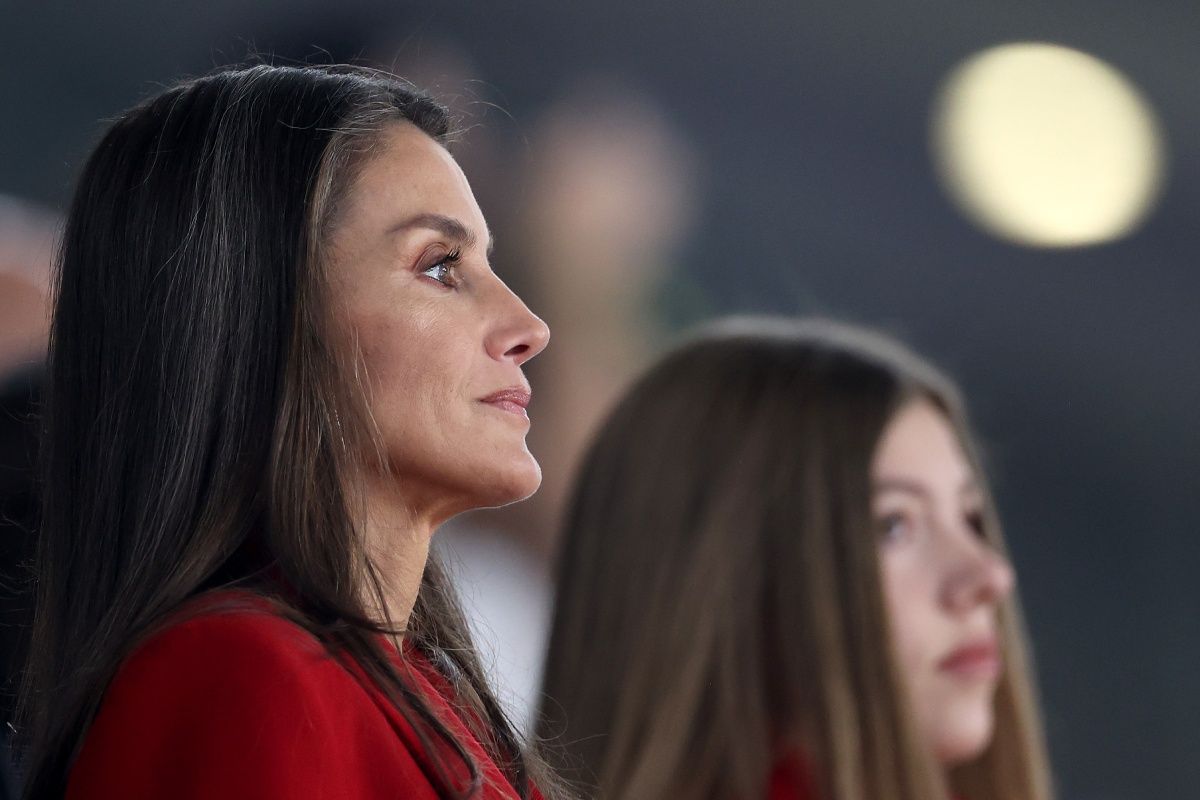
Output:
[932, 705, 996, 766]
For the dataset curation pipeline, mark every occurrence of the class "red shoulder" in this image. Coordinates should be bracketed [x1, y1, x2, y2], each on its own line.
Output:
[112, 591, 336, 684]
[67, 591, 439, 799]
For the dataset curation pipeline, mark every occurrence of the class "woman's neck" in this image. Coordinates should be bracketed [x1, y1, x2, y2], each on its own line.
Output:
[359, 480, 438, 632]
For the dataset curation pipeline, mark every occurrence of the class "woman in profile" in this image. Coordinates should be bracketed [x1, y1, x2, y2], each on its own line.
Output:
[538, 318, 1054, 800]
[21, 64, 564, 799]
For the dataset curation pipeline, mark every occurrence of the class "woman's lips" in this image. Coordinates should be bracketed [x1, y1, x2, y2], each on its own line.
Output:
[938, 637, 1001, 680]
[479, 388, 531, 419]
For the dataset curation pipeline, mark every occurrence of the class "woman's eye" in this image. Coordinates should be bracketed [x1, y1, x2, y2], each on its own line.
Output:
[876, 512, 911, 545]
[419, 250, 461, 287]
[421, 261, 452, 285]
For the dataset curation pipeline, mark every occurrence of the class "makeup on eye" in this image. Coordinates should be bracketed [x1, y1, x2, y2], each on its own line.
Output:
[417, 247, 463, 288]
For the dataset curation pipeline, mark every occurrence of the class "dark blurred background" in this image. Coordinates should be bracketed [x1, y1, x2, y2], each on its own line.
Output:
[2, 3, 1197, 798]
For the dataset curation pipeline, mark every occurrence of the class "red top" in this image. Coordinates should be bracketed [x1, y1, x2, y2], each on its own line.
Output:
[768, 756, 966, 800]
[768, 754, 818, 800]
[67, 591, 538, 799]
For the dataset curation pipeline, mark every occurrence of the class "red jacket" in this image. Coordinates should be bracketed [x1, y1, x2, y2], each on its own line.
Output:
[768, 754, 817, 800]
[68, 591, 537, 799]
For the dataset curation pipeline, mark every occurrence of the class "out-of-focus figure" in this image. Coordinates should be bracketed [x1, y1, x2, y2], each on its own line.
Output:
[436, 80, 697, 729]
[506, 81, 697, 557]
[538, 317, 1053, 800]
[0, 194, 57, 800]
[0, 196, 56, 373]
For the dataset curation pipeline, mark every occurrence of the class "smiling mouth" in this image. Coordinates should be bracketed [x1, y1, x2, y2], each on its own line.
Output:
[479, 388, 531, 419]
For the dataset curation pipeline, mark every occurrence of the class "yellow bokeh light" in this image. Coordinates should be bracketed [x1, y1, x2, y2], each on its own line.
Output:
[932, 42, 1166, 248]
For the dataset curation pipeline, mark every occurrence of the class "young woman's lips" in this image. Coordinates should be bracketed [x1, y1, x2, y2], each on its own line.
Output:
[938, 638, 1002, 680]
[479, 388, 531, 420]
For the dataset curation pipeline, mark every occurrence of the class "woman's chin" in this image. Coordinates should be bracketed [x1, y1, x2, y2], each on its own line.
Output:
[933, 709, 995, 766]
[470, 455, 543, 509]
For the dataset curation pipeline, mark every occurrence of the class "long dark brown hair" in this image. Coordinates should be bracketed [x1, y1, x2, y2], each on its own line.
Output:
[538, 317, 1052, 800]
[20, 64, 563, 800]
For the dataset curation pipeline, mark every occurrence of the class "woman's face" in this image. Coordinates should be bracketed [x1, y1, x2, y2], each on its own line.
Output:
[324, 122, 549, 523]
[872, 399, 1014, 765]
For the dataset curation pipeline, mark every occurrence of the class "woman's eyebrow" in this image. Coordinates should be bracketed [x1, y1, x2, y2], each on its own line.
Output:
[872, 477, 929, 499]
[390, 212, 494, 255]
[872, 476, 980, 498]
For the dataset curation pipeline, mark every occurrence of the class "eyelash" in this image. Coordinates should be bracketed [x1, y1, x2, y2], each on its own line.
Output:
[419, 248, 462, 288]
[875, 508, 986, 544]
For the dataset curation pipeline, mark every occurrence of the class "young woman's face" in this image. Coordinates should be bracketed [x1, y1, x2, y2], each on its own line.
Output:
[324, 122, 549, 522]
[872, 399, 1014, 765]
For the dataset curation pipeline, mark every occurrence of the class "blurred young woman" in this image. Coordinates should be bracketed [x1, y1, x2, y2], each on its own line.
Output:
[538, 318, 1053, 800]
[20, 64, 566, 800]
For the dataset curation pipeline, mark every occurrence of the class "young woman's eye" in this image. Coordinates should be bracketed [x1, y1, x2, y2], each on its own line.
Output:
[419, 249, 461, 287]
[876, 512, 911, 545]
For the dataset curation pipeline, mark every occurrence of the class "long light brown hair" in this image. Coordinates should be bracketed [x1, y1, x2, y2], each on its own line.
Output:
[22, 64, 566, 800]
[537, 317, 1052, 800]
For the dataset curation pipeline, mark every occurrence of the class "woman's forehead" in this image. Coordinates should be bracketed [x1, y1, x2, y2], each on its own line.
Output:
[872, 400, 974, 488]
[343, 124, 485, 235]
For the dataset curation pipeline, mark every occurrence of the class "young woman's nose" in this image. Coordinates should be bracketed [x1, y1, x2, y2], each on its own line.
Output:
[484, 285, 551, 366]
[942, 535, 1015, 614]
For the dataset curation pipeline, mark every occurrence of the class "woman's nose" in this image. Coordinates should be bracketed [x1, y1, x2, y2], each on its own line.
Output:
[943, 537, 1015, 614]
[485, 288, 550, 366]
